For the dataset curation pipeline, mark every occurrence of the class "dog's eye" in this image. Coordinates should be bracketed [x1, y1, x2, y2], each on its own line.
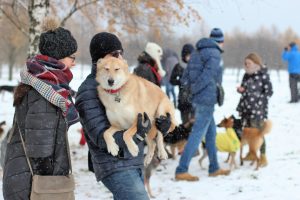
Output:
[115, 68, 120, 71]
[105, 68, 109, 71]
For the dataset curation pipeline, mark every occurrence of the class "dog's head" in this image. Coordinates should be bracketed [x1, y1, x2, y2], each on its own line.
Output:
[217, 117, 234, 128]
[96, 57, 130, 90]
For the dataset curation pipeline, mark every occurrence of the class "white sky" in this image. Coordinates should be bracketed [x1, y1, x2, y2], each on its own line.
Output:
[185, 0, 300, 35]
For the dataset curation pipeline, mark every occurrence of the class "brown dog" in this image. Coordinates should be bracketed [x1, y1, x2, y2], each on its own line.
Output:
[96, 57, 177, 165]
[199, 116, 241, 170]
[240, 120, 272, 170]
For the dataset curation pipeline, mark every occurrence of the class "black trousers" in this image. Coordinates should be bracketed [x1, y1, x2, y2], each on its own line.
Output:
[289, 73, 300, 102]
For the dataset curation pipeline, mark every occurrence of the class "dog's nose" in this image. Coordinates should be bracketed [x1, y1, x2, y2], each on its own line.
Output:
[108, 79, 114, 86]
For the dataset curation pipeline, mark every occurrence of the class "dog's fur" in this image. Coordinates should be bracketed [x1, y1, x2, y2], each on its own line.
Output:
[240, 120, 272, 170]
[96, 57, 177, 165]
[199, 116, 242, 170]
[165, 118, 194, 160]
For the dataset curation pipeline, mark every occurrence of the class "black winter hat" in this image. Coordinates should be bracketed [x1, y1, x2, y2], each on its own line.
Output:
[181, 44, 194, 63]
[39, 17, 77, 60]
[89, 32, 123, 63]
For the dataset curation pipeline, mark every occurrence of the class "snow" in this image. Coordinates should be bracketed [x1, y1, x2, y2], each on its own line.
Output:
[0, 66, 299, 200]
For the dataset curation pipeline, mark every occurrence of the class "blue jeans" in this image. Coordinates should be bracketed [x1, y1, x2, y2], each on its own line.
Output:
[102, 169, 149, 200]
[165, 82, 176, 106]
[175, 105, 219, 174]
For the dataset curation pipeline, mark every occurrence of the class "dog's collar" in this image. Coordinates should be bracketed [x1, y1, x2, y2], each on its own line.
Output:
[104, 85, 124, 94]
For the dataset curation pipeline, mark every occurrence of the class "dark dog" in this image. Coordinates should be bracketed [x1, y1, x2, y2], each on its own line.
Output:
[144, 155, 161, 198]
[0, 85, 16, 93]
[164, 118, 194, 160]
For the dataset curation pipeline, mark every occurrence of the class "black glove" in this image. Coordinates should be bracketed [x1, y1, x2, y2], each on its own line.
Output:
[134, 112, 151, 143]
[155, 113, 171, 137]
[284, 47, 288, 51]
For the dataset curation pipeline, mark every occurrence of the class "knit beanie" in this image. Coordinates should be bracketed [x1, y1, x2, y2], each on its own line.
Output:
[210, 28, 224, 43]
[181, 44, 194, 63]
[145, 42, 166, 77]
[89, 32, 123, 63]
[245, 53, 263, 67]
[39, 17, 77, 60]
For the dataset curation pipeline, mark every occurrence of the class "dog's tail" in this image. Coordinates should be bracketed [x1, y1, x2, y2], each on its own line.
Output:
[261, 120, 272, 135]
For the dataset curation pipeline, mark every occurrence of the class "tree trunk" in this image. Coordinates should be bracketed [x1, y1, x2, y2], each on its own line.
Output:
[8, 48, 16, 81]
[27, 0, 50, 58]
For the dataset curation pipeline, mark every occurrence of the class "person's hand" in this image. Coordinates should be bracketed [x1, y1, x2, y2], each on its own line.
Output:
[134, 112, 151, 142]
[155, 113, 171, 137]
[237, 86, 245, 93]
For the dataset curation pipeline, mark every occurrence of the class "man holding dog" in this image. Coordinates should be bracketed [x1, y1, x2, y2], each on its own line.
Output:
[175, 28, 230, 181]
[75, 32, 171, 200]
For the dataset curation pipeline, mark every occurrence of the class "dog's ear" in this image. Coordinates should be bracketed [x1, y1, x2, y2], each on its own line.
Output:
[97, 59, 102, 64]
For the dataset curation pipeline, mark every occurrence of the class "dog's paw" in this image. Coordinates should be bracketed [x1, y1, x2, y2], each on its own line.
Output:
[128, 143, 139, 157]
[144, 155, 153, 166]
[157, 149, 168, 160]
[107, 141, 119, 156]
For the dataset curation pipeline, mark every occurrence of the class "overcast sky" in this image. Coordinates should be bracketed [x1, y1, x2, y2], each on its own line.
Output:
[186, 0, 300, 35]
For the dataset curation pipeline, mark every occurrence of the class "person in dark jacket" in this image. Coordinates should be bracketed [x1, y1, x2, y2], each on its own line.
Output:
[281, 42, 300, 103]
[175, 29, 230, 181]
[170, 44, 194, 124]
[3, 17, 79, 199]
[236, 52, 273, 166]
[75, 32, 171, 200]
[134, 42, 165, 86]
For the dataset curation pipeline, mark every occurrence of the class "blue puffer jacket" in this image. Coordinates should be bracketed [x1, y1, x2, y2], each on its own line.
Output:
[282, 45, 300, 74]
[75, 65, 144, 181]
[181, 38, 223, 106]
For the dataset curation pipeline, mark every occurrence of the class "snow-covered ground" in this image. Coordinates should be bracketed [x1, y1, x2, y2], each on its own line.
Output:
[0, 66, 299, 200]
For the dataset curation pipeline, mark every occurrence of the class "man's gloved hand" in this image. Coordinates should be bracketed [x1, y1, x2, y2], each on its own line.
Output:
[134, 112, 151, 143]
[155, 113, 171, 137]
[284, 47, 288, 51]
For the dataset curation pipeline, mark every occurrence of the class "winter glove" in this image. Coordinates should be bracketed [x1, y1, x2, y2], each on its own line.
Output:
[284, 47, 288, 51]
[155, 113, 171, 137]
[133, 112, 151, 143]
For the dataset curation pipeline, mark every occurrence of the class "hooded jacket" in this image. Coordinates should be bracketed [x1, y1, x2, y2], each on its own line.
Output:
[282, 45, 300, 74]
[181, 38, 223, 106]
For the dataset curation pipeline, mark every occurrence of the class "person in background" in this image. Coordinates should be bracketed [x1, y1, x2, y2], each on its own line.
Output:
[3, 17, 79, 199]
[161, 48, 178, 107]
[175, 28, 230, 181]
[134, 42, 165, 87]
[170, 44, 195, 124]
[236, 52, 273, 166]
[75, 32, 171, 200]
[281, 42, 300, 103]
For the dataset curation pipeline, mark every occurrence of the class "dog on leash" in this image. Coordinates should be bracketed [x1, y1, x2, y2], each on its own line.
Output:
[96, 57, 177, 165]
[240, 120, 272, 170]
[199, 116, 242, 170]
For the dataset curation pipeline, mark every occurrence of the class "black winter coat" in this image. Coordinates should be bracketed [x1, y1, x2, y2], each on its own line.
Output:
[236, 67, 273, 121]
[170, 63, 193, 111]
[75, 66, 144, 181]
[134, 52, 161, 86]
[3, 85, 70, 200]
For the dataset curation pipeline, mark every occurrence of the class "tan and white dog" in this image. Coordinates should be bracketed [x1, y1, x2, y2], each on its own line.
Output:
[96, 57, 177, 165]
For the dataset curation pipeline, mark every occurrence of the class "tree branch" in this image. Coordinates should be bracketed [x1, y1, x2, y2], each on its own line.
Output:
[60, 0, 100, 26]
[0, 7, 29, 37]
